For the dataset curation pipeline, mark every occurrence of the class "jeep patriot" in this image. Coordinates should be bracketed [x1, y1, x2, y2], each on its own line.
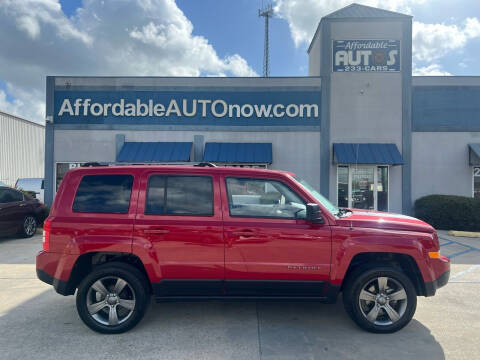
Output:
[36, 165, 449, 333]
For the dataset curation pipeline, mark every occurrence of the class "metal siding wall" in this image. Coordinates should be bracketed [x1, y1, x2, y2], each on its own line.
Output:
[411, 132, 478, 202]
[0, 112, 45, 186]
[327, 20, 405, 214]
[53, 129, 321, 190]
[413, 86, 480, 132]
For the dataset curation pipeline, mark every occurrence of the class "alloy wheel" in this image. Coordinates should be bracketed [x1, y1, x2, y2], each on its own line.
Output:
[24, 216, 36, 236]
[358, 276, 408, 326]
[86, 276, 136, 326]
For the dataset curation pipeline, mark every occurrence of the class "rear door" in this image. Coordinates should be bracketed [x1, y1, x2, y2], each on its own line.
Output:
[221, 175, 332, 297]
[0, 188, 28, 235]
[134, 171, 224, 297]
[47, 171, 138, 254]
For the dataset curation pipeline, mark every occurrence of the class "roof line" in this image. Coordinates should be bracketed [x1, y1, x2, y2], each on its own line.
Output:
[0, 109, 45, 128]
[50, 75, 322, 79]
[325, 3, 411, 19]
[307, 4, 411, 53]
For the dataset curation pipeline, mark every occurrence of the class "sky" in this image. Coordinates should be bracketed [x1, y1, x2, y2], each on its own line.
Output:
[0, 0, 479, 123]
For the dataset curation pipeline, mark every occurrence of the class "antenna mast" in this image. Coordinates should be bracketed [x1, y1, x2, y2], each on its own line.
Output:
[258, 3, 274, 77]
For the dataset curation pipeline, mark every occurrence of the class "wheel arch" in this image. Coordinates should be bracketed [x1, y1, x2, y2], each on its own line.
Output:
[64, 252, 152, 296]
[341, 252, 426, 296]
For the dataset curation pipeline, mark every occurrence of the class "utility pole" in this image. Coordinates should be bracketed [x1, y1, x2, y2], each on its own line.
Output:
[258, 3, 274, 77]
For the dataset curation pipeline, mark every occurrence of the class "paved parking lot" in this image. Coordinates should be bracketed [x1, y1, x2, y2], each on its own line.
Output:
[0, 231, 479, 360]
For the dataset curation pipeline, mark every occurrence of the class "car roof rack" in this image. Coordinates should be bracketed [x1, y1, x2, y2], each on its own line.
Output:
[80, 162, 108, 167]
[194, 162, 217, 167]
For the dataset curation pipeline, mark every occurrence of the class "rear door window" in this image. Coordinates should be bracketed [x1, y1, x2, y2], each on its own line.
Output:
[146, 175, 213, 216]
[73, 175, 133, 213]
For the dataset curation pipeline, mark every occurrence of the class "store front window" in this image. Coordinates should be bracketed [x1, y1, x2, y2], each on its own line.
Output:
[337, 166, 349, 208]
[337, 165, 389, 211]
[474, 167, 480, 199]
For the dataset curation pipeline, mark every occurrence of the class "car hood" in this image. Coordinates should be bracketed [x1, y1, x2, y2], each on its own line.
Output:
[335, 209, 435, 233]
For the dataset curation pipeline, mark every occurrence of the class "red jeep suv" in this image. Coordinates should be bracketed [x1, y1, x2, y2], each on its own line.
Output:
[36, 165, 449, 334]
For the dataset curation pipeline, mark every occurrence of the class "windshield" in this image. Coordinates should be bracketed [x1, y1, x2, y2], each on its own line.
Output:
[293, 176, 339, 216]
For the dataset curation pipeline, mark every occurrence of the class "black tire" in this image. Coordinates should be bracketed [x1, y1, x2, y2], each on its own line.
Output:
[20, 215, 37, 238]
[343, 266, 417, 333]
[76, 262, 150, 334]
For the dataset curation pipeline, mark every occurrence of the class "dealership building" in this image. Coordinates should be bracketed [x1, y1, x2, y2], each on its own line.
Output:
[44, 4, 480, 214]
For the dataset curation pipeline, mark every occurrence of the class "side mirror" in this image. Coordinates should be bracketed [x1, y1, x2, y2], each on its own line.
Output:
[306, 203, 324, 224]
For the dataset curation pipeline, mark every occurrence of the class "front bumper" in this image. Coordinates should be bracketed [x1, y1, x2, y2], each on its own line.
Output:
[424, 270, 450, 296]
[424, 255, 450, 296]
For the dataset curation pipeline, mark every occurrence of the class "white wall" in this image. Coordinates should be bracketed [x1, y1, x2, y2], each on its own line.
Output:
[0, 111, 44, 186]
[54, 130, 321, 190]
[412, 132, 479, 201]
[327, 21, 405, 213]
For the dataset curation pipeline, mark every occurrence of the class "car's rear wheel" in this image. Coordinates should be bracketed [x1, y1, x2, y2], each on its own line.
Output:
[343, 267, 417, 333]
[76, 262, 150, 334]
[21, 215, 37, 238]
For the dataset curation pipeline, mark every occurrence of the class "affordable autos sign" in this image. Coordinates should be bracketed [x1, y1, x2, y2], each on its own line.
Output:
[333, 40, 400, 72]
[53, 90, 321, 126]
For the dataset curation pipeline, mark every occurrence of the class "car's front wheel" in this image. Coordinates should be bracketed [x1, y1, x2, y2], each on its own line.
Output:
[343, 267, 417, 333]
[76, 262, 150, 334]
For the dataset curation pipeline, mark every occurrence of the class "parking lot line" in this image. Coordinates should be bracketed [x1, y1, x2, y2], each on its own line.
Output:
[438, 236, 479, 252]
[450, 264, 480, 280]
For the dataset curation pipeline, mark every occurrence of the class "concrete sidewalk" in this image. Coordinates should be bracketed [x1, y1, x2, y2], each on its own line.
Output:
[0, 233, 479, 360]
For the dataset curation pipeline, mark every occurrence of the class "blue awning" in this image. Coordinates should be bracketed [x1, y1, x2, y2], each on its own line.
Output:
[117, 142, 192, 162]
[203, 143, 272, 164]
[333, 143, 403, 165]
[469, 144, 480, 165]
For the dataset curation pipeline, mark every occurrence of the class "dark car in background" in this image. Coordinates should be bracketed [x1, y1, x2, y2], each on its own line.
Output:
[0, 186, 44, 238]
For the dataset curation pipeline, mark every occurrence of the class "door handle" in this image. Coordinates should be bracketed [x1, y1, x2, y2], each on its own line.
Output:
[144, 229, 170, 235]
[231, 230, 257, 238]
[19, 203, 27, 207]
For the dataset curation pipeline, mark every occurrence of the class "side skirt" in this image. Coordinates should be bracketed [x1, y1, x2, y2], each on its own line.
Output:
[155, 296, 335, 303]
[152, 279, 340, 303]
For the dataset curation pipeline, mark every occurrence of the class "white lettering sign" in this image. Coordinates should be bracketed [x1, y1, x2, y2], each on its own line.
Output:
[57, 98, 319, 119]
[333, 40, 400, 72]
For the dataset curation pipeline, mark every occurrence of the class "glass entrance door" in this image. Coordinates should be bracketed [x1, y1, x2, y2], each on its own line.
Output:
[337, 165, 389, 211]
[352, 167, 374, 210]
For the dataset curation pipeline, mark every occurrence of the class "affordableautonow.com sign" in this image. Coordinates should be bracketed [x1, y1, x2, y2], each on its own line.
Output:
[54, 90, 321, 126]
[333, 40, 400, 72]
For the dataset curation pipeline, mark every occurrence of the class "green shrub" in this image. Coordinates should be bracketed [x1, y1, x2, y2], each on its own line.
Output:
[414, 195, 480, 231]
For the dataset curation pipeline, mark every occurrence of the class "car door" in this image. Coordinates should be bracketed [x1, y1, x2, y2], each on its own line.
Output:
[0, 188, 28, 236]
[133, 171, 224, 296]
[221, 175, 332, 297]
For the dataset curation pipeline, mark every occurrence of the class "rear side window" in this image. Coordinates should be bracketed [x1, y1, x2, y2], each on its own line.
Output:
[0, 189, 23, 203]
[73, 175, 133, 214]
[146, 175, 213, 216]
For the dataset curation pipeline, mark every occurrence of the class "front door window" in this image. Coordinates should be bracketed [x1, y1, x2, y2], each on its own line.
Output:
[337, 165, 389, 211]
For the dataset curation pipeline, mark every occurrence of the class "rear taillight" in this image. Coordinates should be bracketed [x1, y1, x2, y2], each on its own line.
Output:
[43, 218, 51, 251]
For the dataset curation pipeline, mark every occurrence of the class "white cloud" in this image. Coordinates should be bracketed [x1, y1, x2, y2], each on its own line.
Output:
[0, 0, 257, 122]
[413, 18, 480, 61]
[413, 64, 452, 76]
[273, 0, 480, 75]
[273, 0, 428, 47]
[0, 83, 44, 121]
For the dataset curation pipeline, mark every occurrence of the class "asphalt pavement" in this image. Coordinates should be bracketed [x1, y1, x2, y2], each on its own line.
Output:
[0, 231, 479, 360]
